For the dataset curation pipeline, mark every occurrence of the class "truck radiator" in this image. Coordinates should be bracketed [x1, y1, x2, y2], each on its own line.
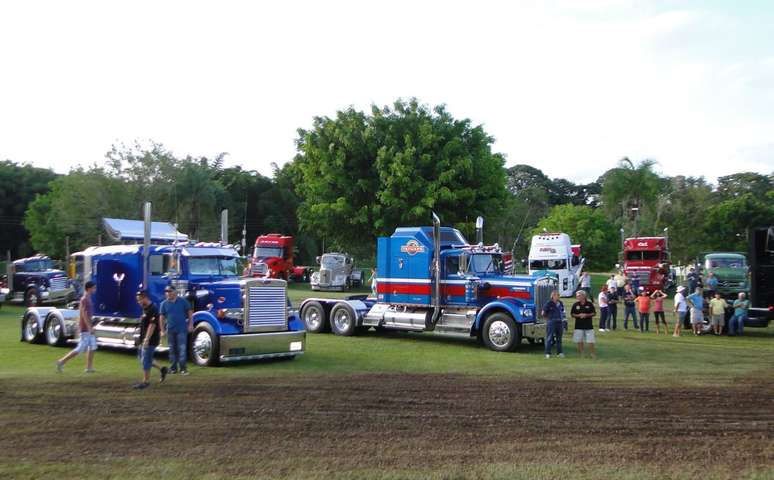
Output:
[245, 281, 288, 332]
[319, 270, 331, 285]
[50, 277, 68, 291]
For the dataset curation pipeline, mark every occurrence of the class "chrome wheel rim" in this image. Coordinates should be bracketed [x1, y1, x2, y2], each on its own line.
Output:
[192, 331, 212, 364]
[24, 316, 39, 341]
[333, 309, 352, 332]
[46, 319, 61, 344]
[304, 307, 322, 331]
[488, 320, 512, 348]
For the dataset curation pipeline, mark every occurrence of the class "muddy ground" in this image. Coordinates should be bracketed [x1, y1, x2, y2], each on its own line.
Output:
[1, 374, 772, 479]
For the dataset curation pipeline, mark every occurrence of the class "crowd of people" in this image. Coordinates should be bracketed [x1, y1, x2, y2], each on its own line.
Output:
[55, 282, 194, 389]
[541, 269, 752, 359]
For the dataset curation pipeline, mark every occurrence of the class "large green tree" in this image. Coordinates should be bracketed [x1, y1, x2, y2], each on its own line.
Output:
[601, 157, 662, 235]
[290, 99, 508, 256]
[0, 161, 58, 258]
[532, 204, 618, 271]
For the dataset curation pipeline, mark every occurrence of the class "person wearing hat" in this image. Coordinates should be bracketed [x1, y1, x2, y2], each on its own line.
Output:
[673, 286, 688, 337]
[160, 286, 193, 375]
[134, 290, 168, 389]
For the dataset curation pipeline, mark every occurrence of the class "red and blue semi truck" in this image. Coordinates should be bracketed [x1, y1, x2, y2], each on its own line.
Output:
[299, 214, 556, 352]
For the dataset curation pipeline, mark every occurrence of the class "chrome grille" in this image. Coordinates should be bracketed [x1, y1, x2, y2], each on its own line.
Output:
[534, 277, 555, 314]
[253, 263, 268, 275]
[630, 270, 651, 284]
[50, 277, 68, 291]
[319, 270, 331, 285]
[245, 282, 287, 332]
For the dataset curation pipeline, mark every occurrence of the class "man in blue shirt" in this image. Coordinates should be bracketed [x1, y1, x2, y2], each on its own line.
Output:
[542, 290, 565, 358]
[686, 287, 704, 336]
[160, 286, 193, 375]
[729, 292, 750, 336]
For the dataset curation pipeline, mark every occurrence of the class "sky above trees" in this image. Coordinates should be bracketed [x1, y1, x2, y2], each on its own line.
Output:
[1, 0, 773, 183]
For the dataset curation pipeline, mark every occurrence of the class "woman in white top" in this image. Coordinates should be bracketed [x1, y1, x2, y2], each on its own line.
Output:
[598, 285, 610, 332]
[673, 286, 688, 337]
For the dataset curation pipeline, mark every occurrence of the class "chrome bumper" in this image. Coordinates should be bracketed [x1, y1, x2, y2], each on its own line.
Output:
[219, 330, 305, 362]
[521, 321, 546, 340]
[42, 287, 75, 303]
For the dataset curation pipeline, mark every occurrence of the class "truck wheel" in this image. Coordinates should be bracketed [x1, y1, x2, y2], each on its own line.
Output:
[301, 301, 328, 333]
[22, 312, 43, 343]
[45, 315, 67, 346]
[330, 304, 356, 336]
[482, 313, 520, 352]
[191, 323, 220, 367]
[24, 288, 40, 307]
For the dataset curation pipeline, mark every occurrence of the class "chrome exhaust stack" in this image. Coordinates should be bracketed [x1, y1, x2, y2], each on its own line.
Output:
[475, 216, 484, 245]
[142, 202, 151, 289]
[221, 209, 229, 246]
[427, 212, 442, 331]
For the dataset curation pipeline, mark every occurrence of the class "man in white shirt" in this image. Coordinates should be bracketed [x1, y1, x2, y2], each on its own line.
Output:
[606, 275, 617, 292]
[673, 286, 688, 337]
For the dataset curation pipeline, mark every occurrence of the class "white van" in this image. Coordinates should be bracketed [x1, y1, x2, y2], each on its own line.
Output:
[527, 233, 584, 297]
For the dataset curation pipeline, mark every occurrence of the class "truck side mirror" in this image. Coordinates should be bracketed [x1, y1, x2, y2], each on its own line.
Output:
[459, 254, 469, 274]
[315, 256, 321, 264]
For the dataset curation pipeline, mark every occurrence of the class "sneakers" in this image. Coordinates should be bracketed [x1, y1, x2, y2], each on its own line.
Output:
[84, 368, 96, 373]
[558, 353, 565, 358]
[133, 382, 150, 390]
[169, 367, 178, 375]
[160, 366, 168, 383]
[179, 369, 189, 376]
[545, 354, 551, 359]
[598, 328, 605, 332]
[55, 360, 63, 373]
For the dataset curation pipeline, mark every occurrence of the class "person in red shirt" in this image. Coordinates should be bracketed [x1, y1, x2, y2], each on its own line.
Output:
[650, 289, 668, 335]
[636, 289, 651, 333]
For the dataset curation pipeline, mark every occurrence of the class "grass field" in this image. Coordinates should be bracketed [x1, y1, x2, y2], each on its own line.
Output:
[1, 274, 772, 479]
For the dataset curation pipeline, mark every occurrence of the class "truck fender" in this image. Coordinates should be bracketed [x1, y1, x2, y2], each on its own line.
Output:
[474, 298, 528, 332]
[192, 311, 232, 336]
[44, 307, 80, 340]
[20, 307, 54, 341]
[331, 299, 370, 326]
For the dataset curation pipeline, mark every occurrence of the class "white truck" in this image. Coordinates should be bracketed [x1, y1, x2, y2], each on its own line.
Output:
[527, 233, 584, 297]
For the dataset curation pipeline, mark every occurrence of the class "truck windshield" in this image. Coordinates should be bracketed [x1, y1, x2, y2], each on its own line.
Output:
[188, 257, 239, 276]
[530, 259, 567, 270]
[254, 247, 284, 258]
[322, 255, 345, 268]
[626, 251, 661, 261]
[470, 254, 504, 274]
[707, 258, 746, 268]
[16, 259, 54, 272]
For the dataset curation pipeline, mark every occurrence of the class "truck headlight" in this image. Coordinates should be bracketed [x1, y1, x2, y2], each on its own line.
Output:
[521, 308, 533, 318]
[217, 308, 244, 320]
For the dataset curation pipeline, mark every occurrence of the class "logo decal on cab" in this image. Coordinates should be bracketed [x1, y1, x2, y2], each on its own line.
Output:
[400, 240, 425, 255]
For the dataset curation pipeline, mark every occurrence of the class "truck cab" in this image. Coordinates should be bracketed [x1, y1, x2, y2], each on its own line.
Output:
[702, 252, 749, 299]
[310, 252, 362, 291]
[21, 219, 305, 366]
[300, 214, 556, 352]
[621, 237, 671, 293]
[527, 233, 584, 297]
[4, 255, 74, 306]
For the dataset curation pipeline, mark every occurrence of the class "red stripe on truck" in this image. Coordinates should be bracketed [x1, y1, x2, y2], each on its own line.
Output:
[377, 283, 432, 295]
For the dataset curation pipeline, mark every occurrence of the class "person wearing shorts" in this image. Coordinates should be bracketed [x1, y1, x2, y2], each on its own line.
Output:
[686, 287, 705, 335]
[708, 292, 727, 336]
[134, 290, 168, 389]
[571, 290, 597, 359]
[673, 286, 688, 337]
[56, 281, 97, 373]
[650, 289, 668, 335]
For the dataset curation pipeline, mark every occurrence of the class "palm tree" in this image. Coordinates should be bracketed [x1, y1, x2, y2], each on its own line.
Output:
[602, 157, 661, 236]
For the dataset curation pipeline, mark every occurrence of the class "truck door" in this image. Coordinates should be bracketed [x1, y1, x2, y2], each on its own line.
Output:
[443, 255, 466, 305]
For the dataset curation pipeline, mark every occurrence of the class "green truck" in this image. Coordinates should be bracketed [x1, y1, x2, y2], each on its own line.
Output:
[701, 252, 749, 298]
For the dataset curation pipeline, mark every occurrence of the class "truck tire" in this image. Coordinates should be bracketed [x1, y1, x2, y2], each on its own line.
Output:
[190, 323, 220, 367]
[24, 288, 40, 307]
[45, 315, 67, 347]
[482, 312, 520, 352]
[330, 304, 357, 336]
[301, 301, 328, 333]
[22, 312, 44, 343]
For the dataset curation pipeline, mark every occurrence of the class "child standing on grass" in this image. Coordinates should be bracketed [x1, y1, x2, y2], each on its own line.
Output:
[650, 289, 668, 334]
[636, 290, 651, 332]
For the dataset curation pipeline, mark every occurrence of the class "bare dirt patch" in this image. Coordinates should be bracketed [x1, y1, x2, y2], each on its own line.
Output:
[1, 374, 772, 478]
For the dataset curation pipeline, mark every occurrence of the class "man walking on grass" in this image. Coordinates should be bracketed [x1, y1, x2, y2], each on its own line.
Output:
[56, 281, 97, 373]
[160, 286, 193, 375]
[571, 290, 597, 358]
[134, 290, 168, 389]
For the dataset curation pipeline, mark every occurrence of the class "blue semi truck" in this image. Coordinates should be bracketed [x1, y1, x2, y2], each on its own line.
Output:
[299, 214, 556, 352]
[20, 212, 305, 366]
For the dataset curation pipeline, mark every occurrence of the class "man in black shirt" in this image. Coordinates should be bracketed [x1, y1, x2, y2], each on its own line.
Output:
[134, 290, 168, 389]
[571, 290, 597, 359]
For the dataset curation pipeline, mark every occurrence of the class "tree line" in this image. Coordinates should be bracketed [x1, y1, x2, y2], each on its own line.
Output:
[2, 99, 773, 270]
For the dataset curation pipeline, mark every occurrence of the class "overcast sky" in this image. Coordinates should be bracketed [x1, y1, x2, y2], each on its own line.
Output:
[1, 0, 772, 184]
